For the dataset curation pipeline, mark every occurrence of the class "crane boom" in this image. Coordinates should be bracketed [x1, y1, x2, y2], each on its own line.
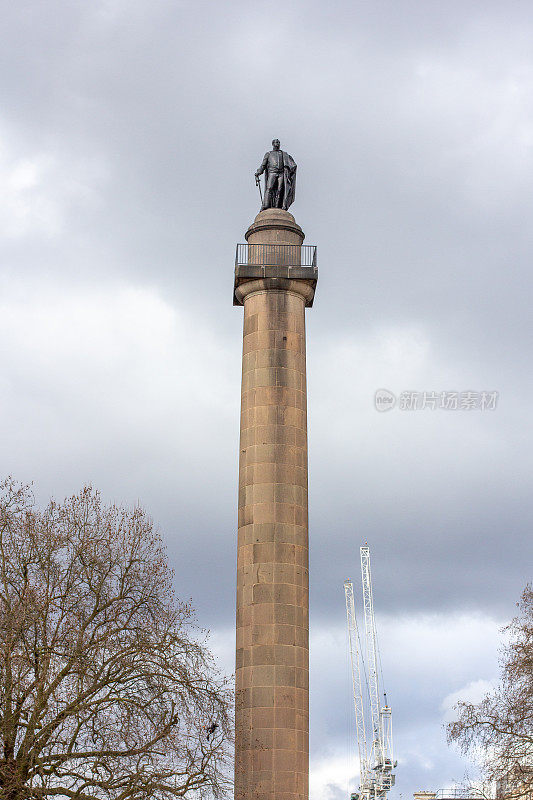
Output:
[360, 545, 382, 768]
[344, 579, 368, 788]
[345, 546, 396, 800]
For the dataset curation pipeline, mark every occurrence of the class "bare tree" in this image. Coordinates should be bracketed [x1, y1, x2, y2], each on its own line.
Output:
[0, 478, 232, 800]
[447, 586, 533, 800]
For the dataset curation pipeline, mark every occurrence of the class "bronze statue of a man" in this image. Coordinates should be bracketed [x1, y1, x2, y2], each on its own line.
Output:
[255, 139, 297, 211]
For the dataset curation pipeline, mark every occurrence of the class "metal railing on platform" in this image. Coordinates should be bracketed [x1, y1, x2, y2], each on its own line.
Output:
[235, 243, 317, 269]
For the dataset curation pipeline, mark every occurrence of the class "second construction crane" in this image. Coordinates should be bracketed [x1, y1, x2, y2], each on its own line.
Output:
[344, 545, 396, 800]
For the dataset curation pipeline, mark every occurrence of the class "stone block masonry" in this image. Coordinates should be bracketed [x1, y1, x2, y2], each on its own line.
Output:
[234, 208, 317, 800]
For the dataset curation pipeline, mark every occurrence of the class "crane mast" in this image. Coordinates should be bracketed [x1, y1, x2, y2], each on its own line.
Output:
[344, 579, 368, 789]
[345, 546, 396, 800]
[361, 545, 382, 773]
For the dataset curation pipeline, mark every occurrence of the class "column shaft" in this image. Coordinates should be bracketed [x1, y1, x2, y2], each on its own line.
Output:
[235, 286, 309, 800]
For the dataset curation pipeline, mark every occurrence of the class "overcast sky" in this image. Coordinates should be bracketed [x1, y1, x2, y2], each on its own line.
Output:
[1, 1, 532, 798]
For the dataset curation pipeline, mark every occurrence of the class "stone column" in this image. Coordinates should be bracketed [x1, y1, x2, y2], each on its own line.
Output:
[234, 209, 317, 800]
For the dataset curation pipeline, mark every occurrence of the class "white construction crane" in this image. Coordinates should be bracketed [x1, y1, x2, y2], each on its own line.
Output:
[344, 545, 396, 800]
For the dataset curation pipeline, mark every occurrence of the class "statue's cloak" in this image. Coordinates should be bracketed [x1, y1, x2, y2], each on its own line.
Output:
[281, 151, 297, 210]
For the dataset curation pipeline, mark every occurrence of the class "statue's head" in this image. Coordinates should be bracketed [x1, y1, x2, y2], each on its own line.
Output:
[272, 139, 280, 150]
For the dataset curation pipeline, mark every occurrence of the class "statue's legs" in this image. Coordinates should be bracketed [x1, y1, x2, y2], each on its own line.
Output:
[274, 173, 284, 208]
[263, 173, 276, 209]
[263, 172, 283, 210]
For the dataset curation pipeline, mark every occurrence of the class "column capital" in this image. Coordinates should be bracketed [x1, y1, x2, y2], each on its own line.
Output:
[234, 210, 317, 307]
[235, 278, 315, 306]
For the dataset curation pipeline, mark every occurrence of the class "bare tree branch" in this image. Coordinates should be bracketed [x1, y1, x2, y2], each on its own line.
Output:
[0, 478, 233, 800]
[447, 585, 533, 800]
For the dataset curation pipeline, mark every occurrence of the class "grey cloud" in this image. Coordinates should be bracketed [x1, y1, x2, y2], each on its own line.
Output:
[1, 1, 531, 798]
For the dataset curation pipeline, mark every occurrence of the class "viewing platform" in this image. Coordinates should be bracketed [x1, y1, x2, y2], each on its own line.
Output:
[233, 243, 318, 306]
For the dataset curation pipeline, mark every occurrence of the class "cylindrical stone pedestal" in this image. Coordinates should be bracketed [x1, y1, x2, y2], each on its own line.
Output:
[234, 209, 316, 800]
